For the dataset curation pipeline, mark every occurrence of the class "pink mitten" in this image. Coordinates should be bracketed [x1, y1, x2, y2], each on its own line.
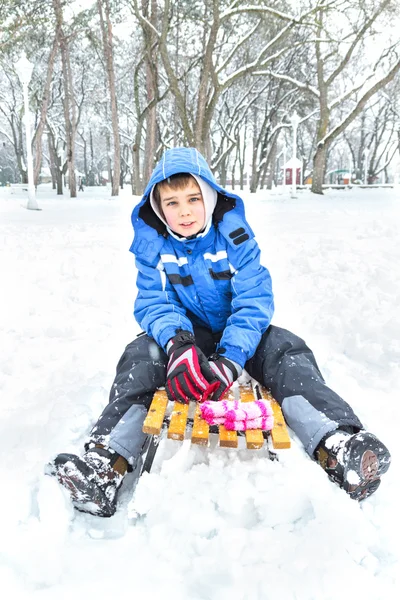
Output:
[224, 414, 274, 431]
[224, 399, 270, 422]
[200, 399, 239, 424]
[200, 399, 273, 431]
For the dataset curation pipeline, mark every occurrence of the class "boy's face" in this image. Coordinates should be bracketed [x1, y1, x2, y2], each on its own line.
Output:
[159, 179, 206, 237]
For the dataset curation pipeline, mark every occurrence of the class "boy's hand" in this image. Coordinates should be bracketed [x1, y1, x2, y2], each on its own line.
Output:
[208, 354, 242, 402]
[166, 331, 219, 404]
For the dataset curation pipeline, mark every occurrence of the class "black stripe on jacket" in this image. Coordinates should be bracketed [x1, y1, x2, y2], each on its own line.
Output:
[167, 273, 194, 286]
[209, 269, 233, 281]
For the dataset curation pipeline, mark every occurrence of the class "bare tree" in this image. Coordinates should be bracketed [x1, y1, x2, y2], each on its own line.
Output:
[345, 89, 400, 183]
[47, 116, 64, 194]
[53, 0, 78, 197]
[269, 0, 400, 193]
[32, 34, 59, 185]
[133, 0, 321, 159]
[97, 0, 120, 196]
[0, 70, 26, 182]
[140, 0, 159, 183]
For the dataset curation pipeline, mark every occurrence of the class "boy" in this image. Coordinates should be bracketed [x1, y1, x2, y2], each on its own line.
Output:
[50, 147, 391, 517]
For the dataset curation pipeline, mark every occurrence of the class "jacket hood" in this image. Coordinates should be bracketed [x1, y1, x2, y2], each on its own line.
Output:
[133, 148, 229, 218]
[130, 147, 254, 261]
[144, 147, 221, 197]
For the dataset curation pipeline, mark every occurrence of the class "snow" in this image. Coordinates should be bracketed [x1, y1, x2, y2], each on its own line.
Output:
[0, 183, 399, 599]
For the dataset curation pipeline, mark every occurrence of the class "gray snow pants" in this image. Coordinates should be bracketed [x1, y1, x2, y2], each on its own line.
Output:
[86, 325, 363, 465]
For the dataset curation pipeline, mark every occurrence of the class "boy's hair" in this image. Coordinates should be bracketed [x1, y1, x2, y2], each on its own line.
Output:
[153, 173, 196, 211]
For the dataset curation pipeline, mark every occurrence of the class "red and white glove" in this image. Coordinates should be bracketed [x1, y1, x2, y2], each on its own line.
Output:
[166, 331, 219, 404]
[208, 354, 242, 402]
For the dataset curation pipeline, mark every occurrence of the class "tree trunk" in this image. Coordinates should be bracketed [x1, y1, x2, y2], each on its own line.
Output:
[264, 137, 278, 190]
[250, 106, 258, 192]
[13, 114, 27, 183]
[65, 47, 77, 196]
[82, 134, 88, 183]
[48, 131, 57, 189]
[47, 131, 57, 190]
[132, 142, 142, 195]
[311, 144, 327, 194]
[105, 127, 112, 185]
[56, 163, 63, 194]
[172, 1, 180, 147]
[141, 0, 158, 183]
[238, 129, 246, 190]
[97, 0, 120, 196]
[48, 128, 63, 194]
[156, 0, 194, 146]
[194, 2, 220, 158]
[231, 147, 238, 190]
[265, 148, 277, 189]
[143, 100, 157, 183]
[33, 33, 58, 185]
[88, 129, 96, 185]
[53, 0, 77, 198]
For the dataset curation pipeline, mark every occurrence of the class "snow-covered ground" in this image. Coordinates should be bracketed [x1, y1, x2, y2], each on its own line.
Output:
[0, 183, 399, 600]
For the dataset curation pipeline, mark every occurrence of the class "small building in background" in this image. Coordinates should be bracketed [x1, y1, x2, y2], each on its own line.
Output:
[327, 169, 352, 185]
[283, 157, 302, 185]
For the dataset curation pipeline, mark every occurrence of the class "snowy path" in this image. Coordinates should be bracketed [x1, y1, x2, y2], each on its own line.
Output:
[0, 185, 399, 599]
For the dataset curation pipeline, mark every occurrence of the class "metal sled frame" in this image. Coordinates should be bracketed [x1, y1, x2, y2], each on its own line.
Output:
[140, 384, 291, 474]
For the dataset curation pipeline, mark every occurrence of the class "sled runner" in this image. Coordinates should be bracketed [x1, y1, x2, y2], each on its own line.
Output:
[141, 385, 290, 474]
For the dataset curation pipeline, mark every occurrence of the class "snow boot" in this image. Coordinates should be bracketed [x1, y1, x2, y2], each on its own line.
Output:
[48, 446, 128, 517]
[315, 430, 391, 500]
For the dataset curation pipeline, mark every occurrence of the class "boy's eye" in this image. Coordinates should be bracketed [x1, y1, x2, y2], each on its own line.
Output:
[166, 201, 177, 207]
[189, 197, 200, 202]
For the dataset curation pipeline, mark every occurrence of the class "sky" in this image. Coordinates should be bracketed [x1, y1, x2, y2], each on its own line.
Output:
[0, 183, 399, 599]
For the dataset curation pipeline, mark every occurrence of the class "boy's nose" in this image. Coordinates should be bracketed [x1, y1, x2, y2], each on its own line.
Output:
[179, 204, 191, 216]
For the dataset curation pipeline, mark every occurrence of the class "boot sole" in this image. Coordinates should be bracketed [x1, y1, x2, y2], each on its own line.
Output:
[342, 432, 391, 500]
[47, 454, 117, 517]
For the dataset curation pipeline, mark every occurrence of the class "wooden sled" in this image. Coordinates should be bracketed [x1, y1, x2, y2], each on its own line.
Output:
[140, 384, 290, 474]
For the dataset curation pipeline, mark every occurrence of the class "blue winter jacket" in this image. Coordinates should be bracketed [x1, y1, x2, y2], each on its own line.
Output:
[130, 147, 274, 368]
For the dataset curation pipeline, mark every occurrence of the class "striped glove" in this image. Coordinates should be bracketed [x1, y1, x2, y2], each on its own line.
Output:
[166, 331, 219, 404]
[208, 353, 242, 402]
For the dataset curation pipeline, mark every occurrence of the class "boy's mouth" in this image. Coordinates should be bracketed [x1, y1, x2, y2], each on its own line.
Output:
[180, 221, 195, 227]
